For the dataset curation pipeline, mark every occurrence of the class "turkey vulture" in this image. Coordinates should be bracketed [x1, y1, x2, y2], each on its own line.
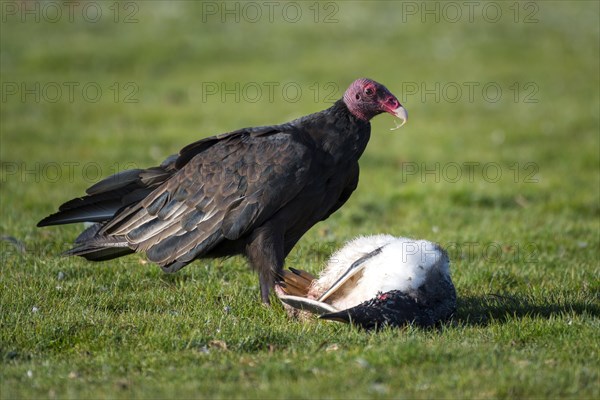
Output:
[38, 78, 408, 303]
[277, 235, 456, 329]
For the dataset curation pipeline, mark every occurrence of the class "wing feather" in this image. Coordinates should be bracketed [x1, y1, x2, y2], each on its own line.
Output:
[93, 128, 313, 269]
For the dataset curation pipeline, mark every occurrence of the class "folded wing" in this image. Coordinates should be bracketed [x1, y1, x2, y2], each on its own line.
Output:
[75, 127, 313, 272]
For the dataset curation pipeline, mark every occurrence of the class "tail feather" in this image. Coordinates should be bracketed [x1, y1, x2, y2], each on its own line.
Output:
[65, 223, 133, 261]
[64, 244, 135, 261]
[38, 158, 179, 263]
[37, 159, 177, 227]
[37, 187, 152, 227]
[74, 222, 103, 243]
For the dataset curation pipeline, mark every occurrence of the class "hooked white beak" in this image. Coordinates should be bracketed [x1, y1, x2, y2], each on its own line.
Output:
[390, 106, 408, 130]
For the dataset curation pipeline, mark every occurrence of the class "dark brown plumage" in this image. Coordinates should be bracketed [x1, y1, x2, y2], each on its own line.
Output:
[38, 78, 408, 303]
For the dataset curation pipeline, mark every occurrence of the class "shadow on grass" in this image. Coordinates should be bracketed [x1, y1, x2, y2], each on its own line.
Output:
[454, 293, 600, 326]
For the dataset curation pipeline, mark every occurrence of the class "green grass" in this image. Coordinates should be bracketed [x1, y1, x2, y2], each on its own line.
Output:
[1, 1, 599, 398]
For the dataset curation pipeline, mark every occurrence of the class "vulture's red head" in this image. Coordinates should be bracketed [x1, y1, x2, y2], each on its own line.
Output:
[343, 78, 407, 127]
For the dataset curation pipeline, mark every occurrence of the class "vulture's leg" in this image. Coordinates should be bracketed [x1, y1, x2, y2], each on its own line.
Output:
[246, 225, 285, 304]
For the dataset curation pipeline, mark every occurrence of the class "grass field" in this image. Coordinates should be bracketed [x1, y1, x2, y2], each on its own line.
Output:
[1, 1, 599, 399]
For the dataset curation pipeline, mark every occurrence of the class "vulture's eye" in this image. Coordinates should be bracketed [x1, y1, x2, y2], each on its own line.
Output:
[365, 87, 374, 96]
